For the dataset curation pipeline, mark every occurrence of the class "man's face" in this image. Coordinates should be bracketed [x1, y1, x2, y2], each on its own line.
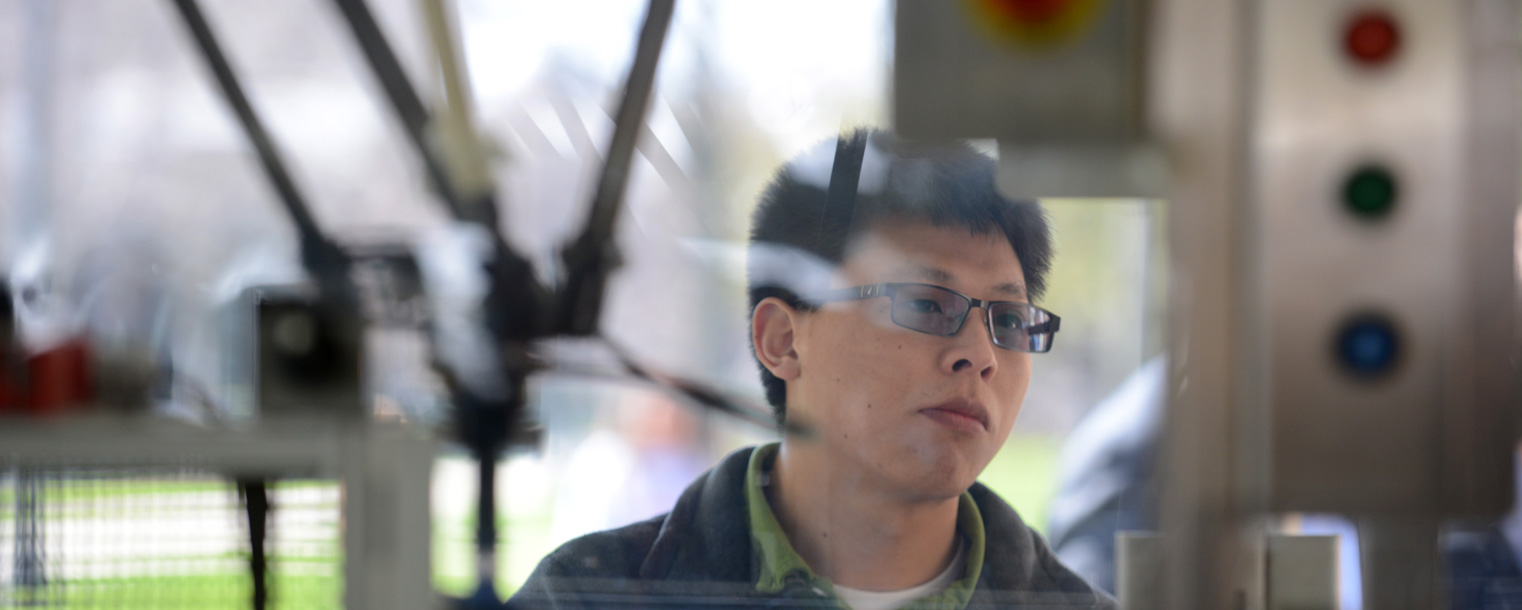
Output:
[787, 220, 1033, 502]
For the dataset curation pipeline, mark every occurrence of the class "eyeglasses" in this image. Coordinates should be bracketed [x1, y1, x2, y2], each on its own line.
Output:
[808, 283, 1061, 353]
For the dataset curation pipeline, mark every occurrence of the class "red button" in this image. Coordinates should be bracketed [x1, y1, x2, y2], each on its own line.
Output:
[1344, 8, 1401, 67]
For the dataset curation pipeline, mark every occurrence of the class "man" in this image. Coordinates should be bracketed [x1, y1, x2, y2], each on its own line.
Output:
[512, 129, 1115, 609]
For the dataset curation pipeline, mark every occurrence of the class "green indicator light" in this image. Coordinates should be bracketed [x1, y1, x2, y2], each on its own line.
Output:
[1342, 165, 1398, 220]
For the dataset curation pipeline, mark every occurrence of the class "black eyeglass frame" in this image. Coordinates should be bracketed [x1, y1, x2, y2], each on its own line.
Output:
[807, 282, 1061, 353]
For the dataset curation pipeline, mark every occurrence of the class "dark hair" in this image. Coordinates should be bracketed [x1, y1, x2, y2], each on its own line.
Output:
[747, 128, 1053, 425]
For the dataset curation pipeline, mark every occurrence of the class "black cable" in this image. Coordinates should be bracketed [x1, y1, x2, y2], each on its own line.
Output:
[556, 0, 676, 337]
[169, 0, 348, 286]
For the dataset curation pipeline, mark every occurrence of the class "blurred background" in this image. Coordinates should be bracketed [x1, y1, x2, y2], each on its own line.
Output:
[0, 0, 1164, 603]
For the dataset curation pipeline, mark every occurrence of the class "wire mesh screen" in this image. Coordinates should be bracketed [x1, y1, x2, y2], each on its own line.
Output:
[0, 467, 342, 609]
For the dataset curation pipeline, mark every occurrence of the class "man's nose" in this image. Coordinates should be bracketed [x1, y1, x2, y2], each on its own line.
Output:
[941, 310, 999, 380]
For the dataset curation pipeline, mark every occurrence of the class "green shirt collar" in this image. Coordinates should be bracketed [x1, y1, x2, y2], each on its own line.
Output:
[745, 442, 986, 609]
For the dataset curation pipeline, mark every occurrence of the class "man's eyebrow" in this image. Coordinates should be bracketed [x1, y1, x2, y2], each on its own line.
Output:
[898, 265, 1027, 298]
[991, 282, 1027, 298]
[899, 265, 955, 284]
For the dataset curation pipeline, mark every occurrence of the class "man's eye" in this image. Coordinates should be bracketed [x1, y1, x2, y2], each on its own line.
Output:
[992, 313, 1023, 329]
[906, 299, 943, 314]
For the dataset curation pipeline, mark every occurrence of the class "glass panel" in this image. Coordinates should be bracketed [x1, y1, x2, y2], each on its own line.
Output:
[0, 0, 1171, 605]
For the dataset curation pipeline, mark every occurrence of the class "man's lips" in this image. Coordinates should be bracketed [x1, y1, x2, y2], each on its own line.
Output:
[919, 399, 990, 431]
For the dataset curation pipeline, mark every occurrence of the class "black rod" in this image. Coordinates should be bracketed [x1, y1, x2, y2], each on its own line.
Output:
[578, 0, 675, 245]
[328, 0, 493, 228]
[170, 0, 343, 278]
[818, 131, 867, 253]
[238, 478, 270, 610]
[557, 0, 676, 336]
[453, 384, 518, 606]
[475, 444, 496, 553]
[328, 0, 548, 345]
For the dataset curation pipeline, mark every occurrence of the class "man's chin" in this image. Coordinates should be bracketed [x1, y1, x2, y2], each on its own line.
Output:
[896, 479, 978, 505]
[891, 461, 985, 502]
[828, 442, 990, 500]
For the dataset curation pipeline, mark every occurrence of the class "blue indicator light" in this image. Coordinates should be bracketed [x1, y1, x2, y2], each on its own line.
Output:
[1335, 314, 1401, 379]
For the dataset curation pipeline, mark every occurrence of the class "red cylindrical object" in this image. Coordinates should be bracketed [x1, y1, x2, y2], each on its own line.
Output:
[0, 344, 18, 413]
[0, 372, 20, 413]
[27, 339, 92, 414]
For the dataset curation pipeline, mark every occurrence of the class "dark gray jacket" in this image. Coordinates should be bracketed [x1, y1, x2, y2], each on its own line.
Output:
[511, 446, 1118, 609]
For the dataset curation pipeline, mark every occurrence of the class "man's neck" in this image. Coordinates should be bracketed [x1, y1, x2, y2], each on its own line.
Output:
[769, 442, 962, 591]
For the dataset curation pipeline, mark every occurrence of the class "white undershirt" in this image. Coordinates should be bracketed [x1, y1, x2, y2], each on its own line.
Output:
[832, 536, 967, 610]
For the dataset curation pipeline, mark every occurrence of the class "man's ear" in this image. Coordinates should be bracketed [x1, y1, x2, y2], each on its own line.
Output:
[752, 297, 803, 381]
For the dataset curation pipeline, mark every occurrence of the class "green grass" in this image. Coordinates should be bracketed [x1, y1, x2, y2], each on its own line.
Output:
[0, 477, 342, 608]
[2, 573, 340, 610]
[976, 434, 1062, 536]
[0, 478, 336, 509]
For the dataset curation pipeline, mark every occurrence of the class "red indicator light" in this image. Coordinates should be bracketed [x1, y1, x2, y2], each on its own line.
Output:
[1343, 8, 1401, 67]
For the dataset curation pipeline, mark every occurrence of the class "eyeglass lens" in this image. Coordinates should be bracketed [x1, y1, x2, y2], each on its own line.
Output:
[992, 302, 1053, 352]
[890, 285, 970, 335]
[888, 284, 1054, 352]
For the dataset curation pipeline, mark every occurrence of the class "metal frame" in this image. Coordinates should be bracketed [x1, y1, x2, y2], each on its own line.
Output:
[1152, 0, 1520, 608]
[0, 417, 435, 610]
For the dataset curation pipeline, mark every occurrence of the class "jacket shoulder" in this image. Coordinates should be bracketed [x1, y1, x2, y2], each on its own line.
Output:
[510, 514, 667, 608]
[537, 514, 667, 578]
[509, 445, 761, 608]
[969, 484, 1119, 609]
